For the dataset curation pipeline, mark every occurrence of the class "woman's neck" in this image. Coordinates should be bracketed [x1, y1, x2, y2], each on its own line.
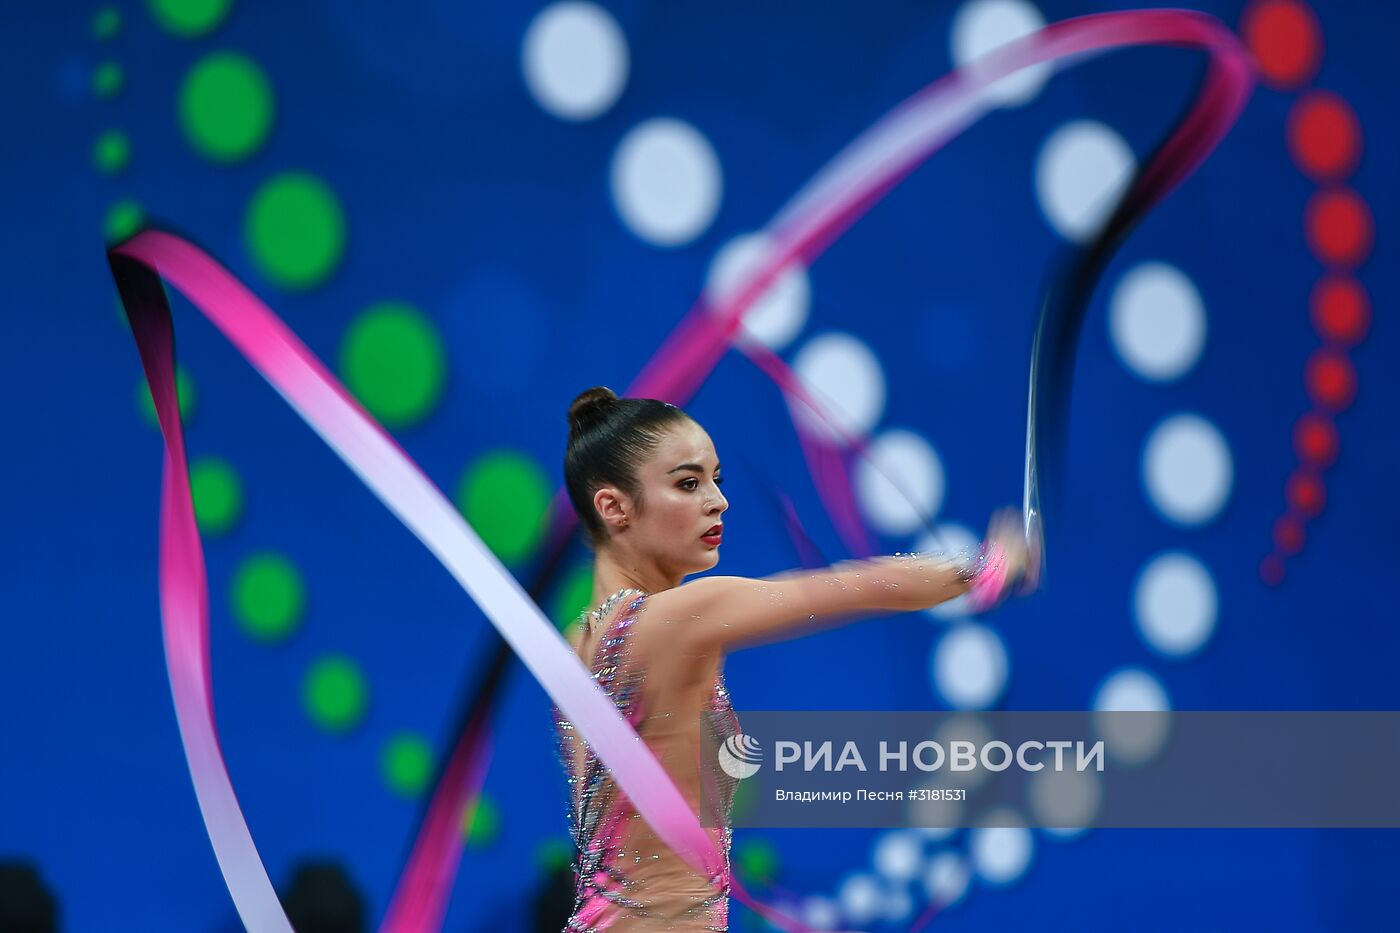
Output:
[590, 546, 681, 605]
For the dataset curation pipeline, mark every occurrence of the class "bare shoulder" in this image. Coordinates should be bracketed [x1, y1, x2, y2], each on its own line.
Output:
[628, 578, 745, 665]
[644, 575, 753, 626]
[637, 575, 779, 657]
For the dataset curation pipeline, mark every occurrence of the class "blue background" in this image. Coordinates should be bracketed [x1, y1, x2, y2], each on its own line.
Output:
[2, 0, 1397, 930]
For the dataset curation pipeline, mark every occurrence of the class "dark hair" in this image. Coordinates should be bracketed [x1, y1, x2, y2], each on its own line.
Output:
[564, 386, 690, 547]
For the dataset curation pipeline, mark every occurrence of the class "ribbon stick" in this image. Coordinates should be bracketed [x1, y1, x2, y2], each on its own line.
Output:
[110, 9, 1250, 932]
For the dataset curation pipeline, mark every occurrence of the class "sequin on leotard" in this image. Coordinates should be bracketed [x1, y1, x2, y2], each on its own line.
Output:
[552, 589, 741, 931]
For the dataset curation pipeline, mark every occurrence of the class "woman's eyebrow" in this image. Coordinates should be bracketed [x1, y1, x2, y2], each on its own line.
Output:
[667, 461, 721, 474]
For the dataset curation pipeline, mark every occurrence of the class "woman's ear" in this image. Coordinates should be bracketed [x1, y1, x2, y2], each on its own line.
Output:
[593, 486, 631, 531]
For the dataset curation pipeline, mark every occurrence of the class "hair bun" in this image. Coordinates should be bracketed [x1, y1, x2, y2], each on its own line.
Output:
[568, 386, 619, 435]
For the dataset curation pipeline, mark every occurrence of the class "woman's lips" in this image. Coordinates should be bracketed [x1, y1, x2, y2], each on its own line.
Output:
[701, 528, 723, 546]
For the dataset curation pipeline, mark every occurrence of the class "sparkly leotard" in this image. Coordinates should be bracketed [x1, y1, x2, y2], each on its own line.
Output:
[552, 588, 742, 931]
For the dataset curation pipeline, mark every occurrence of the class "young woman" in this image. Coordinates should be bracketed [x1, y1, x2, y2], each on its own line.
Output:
[552, 386, 1034, 931]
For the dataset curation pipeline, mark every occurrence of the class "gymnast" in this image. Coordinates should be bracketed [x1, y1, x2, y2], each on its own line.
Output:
[552, 386, 1035, 931]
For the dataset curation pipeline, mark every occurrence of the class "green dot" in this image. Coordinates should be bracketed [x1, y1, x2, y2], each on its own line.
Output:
[136, 365, 196, 426]
[105, 198, 144, 244]
[189, 457, 244, 535]
[304, 655, 368, 733]
[382, 732, 434, 797]
[339, 302, 446, 428]
[534, 837, 573, 872]
[92, 8, 122, 40]
[179, 52, 274, 163]
[148, 0, 232, 37]
[94, 130, 131, 175]
[735, 838, 780, 884]
[93, 61, 124, 98]
[553, 563, 594, 633]
[232, 552, 305, 642]
[461, 794, 500, 848]
[455, 451, 551, 566]
[245, 172, 346, 291]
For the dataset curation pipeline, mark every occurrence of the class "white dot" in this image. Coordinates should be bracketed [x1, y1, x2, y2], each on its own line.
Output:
[969, 809, 1034, 885]
[1134, 551, 1218, 658]
[837, 873, 882, 925]
[1035, 120, 1136, 243]
[916, 523, 979, 620]
[705, 232, 810, 350]
[801, 896, 841, 930]
[790, 333, 887, 444]
[873, 830, 923, 882]
[950, 0, 1050, 108]
[611, 118, 722, 246]
[1094, 666, 1170, 711]
[856, 430, 945, 535]
[1093, 667, 1172, 766]
[932, 623, 1008, 709]
[521, 2, 629, 121]
[1109, 262, 1207, 382]
[923, 852, 971, 906]
[1142, 413, 1233, 526]
[1028, 765, 1101, 837]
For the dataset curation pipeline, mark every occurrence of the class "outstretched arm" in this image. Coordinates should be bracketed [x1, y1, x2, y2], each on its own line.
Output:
[667, 510, 1032, 655]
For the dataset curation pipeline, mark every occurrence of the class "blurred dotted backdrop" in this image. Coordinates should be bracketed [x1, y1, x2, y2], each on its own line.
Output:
[3, 0, 1398, 929]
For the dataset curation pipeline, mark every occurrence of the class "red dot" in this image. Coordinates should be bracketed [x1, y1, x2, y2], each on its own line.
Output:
[1293, 413, 1338, 467]
[1274, 516, 1306, 554]
[1305, 348, 1356, 411]
[1310, 276, 1370, 346]
[1241, 0, 1322, 89]
[1305, 189, 1374, 267]
[1260, 555, 1285, 586]
[1286, 471, 1326, 517]
[1288, 91, 1361, 180]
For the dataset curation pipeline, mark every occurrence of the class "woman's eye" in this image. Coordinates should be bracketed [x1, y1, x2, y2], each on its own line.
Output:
[715, 476, 724, 486]
[682, 478, 698, 490]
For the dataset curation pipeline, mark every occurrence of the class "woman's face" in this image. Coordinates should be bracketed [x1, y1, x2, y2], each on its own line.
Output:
[617, 419, 728, 577]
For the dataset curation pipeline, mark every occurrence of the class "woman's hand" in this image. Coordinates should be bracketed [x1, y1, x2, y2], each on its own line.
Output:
[967, 507, 1041, 611]
[984, 507, 1030, 584]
